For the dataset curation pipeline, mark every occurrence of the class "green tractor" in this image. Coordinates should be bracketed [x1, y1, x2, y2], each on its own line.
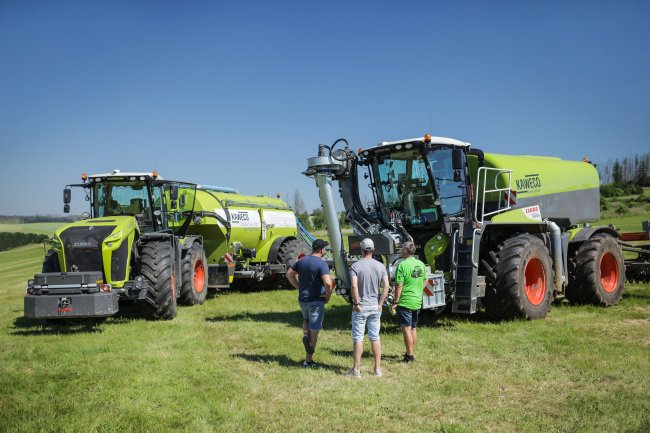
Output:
[25, 170, 305, 322]
[305, 135, 627, 320]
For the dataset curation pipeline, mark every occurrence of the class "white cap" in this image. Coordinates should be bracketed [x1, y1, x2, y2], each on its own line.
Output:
[360, 238, 374, 251]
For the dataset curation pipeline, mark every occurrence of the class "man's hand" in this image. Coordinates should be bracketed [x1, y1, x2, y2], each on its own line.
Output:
[321, 292, 332, 304]
[353, 304, 361, 312]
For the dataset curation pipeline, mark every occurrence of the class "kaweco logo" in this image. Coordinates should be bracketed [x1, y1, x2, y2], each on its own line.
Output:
[515, 174, 542, 193]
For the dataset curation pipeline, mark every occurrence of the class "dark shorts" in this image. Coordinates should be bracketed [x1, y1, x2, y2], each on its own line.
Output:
[397, 306, 419, 328]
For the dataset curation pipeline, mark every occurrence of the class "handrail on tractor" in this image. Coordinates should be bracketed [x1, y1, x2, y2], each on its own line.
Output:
[474, 167, 514, 224]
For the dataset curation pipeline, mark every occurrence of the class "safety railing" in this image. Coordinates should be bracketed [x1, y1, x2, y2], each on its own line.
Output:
[474, 167, 513, 224]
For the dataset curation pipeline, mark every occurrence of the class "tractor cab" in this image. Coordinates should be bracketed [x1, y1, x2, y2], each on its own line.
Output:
[64, 170, 197, 236]
[360, 135, 471, 231]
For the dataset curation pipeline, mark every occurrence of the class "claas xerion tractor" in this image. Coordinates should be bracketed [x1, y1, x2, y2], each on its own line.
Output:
[24, 170, 306, 322]
[304, 134, 633, 320]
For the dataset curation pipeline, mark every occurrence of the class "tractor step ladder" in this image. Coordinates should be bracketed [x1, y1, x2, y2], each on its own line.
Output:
[451, 225, 485, 314]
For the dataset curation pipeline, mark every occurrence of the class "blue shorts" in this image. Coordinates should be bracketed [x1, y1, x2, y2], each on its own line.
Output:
[397, 306, 419, 328]
[300, 301, 325, 331]
[352, 305, 381, 342]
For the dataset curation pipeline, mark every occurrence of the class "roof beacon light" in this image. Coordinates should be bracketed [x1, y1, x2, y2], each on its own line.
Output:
[357, 148, 364, 155]
[81, 173, 88, 181]
[152, 170, 158, 179]
[424, 134, 432, 143]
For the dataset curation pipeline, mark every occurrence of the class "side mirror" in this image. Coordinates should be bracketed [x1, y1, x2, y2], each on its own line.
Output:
[452, 148, 464, 170]
[63, 187, 71, 213]
[170, 184, 179, 201]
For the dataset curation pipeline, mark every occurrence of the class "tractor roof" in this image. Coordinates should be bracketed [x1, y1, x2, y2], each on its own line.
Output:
[375, 135, 470, 149]
[88, 170, 164, 180]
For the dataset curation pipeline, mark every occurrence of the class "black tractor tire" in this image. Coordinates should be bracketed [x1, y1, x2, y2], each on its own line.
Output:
[179, 242, 208, 306]
[140, 241, 177, 320]
[42, 249, 61, 273]
[482, 234, 554, 320]
[566, 233, 624, 306]
[276, 239, 307, 289]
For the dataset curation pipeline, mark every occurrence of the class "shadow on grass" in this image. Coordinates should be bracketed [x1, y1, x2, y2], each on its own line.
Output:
[11, 316, 105, 336]
[233, 352, 344, 372]
[623, 291, 650, 300]
[324, 347, 403, 361]
[208, 304, 473, 331]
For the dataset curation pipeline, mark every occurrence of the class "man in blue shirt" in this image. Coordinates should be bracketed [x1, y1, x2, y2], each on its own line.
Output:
[286, 239, 334, 367]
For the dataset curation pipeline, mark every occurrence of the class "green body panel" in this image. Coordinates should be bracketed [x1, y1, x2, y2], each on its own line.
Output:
[423, 233, 449, 269]
[185, 189, 298, 265]
[468, 153, 600, 225]
[490, 207, 543, 223]
[50, 216, 139, 288]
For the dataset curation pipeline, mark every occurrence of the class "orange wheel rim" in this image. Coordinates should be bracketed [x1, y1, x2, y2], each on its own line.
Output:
[524, 257, 546, 305]
[600, 252, 618, 293]
[194, 259, 205, 293]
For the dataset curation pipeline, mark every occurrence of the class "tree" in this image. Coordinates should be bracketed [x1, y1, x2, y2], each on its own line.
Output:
[292, 190, 306, 215]
[311, 208, 326, 230]
[612, 160, 623, 184]
[297, 212, 312, 230]
[636, 160, 648, 187]
[339, 211, 350, 229]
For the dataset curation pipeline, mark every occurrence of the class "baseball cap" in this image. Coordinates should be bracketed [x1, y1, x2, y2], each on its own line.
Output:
[360, 238, 374, 251]
[312, 239, 329, 251]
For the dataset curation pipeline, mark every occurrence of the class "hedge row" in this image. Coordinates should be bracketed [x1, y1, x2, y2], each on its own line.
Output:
[0, 232, 49, 252]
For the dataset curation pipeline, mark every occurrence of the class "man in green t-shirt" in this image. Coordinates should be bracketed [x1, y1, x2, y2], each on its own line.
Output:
[390, 241, 426, 363]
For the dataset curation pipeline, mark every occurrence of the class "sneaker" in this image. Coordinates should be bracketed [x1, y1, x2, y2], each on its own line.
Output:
[302, 360, 318, 368]
[374, 368, 383, 377]
[302, 335, 314, 355]
[345, 368, 362, 379]
[402, 354, 415, 363]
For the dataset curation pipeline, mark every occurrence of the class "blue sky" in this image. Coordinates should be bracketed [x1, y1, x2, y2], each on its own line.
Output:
[1, 0, 649, 215]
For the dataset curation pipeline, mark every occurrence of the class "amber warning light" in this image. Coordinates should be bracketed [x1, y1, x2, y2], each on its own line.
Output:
[424, 134, 432, 143]
[152, 170, 158, 179]
[81, 173, 88, 181]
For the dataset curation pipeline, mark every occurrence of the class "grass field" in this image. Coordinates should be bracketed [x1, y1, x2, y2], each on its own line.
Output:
[0, 222, 66, 235]
[1, 241, 649, 432]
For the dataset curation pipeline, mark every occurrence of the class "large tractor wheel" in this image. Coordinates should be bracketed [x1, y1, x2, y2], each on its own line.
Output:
[42, 249, 60, 272]
[179, 242, 208, 306]
[482, 234, 554, 320]
[140, 241, 177, 320]
[566, 233, 624, 306]
[276, 239, 307, 289]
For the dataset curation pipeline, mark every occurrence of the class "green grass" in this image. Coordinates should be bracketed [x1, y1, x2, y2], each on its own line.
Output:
[0, 222, 66, 235]
[1, 243, 649, 432]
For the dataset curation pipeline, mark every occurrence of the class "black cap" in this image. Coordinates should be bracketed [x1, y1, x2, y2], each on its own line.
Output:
[312, 239, 329, 251]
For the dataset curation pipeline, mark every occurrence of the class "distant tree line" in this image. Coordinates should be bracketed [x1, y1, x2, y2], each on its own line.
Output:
[598, 152, 650, 187]
[0, 215, 79, 223]
[0, 232, 49, 252]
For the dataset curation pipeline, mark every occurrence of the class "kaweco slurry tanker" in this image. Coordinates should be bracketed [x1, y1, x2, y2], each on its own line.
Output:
[304, 135, 633, 320]
[24, 170, 305, 322]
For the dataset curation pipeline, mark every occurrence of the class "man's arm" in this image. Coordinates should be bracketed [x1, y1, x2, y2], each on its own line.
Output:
[350, 275, 361, 312]
[321, 273, 334, 303]
[286, 268, 300, 290]
[391, 282, 403, 313]
[378, 274, 390, 311]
